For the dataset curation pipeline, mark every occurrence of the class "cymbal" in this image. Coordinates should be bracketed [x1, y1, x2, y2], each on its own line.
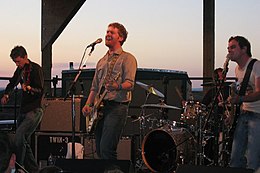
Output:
[201, 81, 233, 87]
[136, 81, 164, 98]
[141, 103, 182, 110]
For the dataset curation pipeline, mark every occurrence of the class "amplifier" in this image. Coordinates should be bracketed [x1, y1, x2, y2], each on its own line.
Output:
[34, 131, 84, 162]
[84, 136, 137, 162]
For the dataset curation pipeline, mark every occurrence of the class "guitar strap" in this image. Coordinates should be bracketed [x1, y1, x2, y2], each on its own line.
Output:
[97, 54, 120, 95]
[227, 59, 257, 152]
[104, 54, 120, 83]
[239, 58, 257, 96]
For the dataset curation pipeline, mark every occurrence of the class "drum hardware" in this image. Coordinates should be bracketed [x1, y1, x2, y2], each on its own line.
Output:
[146, 117, 160, 130]
[200, 81, 232, 166]
[131, 113, 154, 123]
[180, 100, 217, 166]
[134, 82, 161, 171]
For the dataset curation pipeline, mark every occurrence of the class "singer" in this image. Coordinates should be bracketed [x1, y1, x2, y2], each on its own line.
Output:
[226, 36, 260, 170]
[1, 46, 44, 173]
[82, 22, 137, 160]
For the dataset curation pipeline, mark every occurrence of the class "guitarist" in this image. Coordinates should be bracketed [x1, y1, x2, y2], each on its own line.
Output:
[82, 22, 137, 160]
[226, 36, 260, 170]
[1, 46, 44, 173]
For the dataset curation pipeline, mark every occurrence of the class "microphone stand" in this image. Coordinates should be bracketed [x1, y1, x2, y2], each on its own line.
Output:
[162, 76, 169, 119]
[202, 75, 228, 165]
[13, 86, 18, 131]
[63, 45, 96, 159]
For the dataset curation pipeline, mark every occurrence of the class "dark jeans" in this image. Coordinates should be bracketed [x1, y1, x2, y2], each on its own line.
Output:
[95, 101, 128, 160]
[230, 111, 260, 170]
[15, 107, 43, 173]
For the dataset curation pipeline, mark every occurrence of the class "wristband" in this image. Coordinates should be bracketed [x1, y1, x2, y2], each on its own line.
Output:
[85, 103, 93, 107]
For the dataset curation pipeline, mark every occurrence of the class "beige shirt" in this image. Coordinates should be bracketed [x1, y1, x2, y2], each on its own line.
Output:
[90, 47, 137, 102]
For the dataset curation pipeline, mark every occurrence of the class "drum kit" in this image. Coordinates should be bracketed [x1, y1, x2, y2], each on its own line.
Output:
[134, 81, 231, 173]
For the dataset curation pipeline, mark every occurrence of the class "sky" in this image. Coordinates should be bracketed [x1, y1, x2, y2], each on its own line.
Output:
[1, 0, 260, 89]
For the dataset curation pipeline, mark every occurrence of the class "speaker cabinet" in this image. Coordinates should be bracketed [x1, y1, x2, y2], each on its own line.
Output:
[55, 159, 133, 173]
[176, 165, 254, 173]
[34, 131, 84, 162]
[40, 98, 81, 131]
[84, 137, 136, 161]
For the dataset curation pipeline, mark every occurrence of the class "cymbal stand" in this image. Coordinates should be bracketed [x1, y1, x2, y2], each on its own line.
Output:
[195, 110, 205, 165]
[195, 104, 215, 165]
[217, 99, 231, 166]
[135, 92, 152, 171]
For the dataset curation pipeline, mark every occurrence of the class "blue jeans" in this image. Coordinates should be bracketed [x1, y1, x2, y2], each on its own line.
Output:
[230, 111, 260, 170]
[15, 108, 43, 172]
[94, 102, 128, 160]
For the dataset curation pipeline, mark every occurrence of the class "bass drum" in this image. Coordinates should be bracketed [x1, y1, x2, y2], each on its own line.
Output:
[142, 126, 195, 173]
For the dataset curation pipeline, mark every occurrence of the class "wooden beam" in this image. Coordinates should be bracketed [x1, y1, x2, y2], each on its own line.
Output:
[41, 0, 86, 95]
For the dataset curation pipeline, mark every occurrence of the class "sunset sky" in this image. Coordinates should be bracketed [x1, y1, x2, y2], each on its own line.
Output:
[1, 0, 260, 88]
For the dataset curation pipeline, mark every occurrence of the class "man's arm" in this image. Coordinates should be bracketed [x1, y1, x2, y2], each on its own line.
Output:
[241, 76, 260, 102]
[82, 90, 97, 116]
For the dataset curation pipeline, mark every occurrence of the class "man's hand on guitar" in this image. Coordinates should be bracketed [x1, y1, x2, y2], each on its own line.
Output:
[1, 94, 9, 105]
[228, 95, 243, 104]
[82, 104, 92, 117]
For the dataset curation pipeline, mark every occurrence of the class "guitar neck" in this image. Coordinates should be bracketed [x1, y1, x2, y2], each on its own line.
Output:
[94, 90, 108, 108]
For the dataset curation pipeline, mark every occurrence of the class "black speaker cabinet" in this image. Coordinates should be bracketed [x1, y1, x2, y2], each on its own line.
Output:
[34, 131, 84, 162]
[84, 136, 137, 164]
[176, 165, 254, 173]
[40, 98, 81, 131]
[55, 159, 133, 173]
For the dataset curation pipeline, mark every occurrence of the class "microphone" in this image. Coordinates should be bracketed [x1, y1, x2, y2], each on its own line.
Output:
[222, 55, 230, 77]
[86, 38, 102, 48]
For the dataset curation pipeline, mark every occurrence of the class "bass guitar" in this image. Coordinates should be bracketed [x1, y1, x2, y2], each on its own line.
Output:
[86, 72, 120, 134]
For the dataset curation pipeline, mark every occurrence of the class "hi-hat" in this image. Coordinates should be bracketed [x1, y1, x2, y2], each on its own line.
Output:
[201, 81, 233, 87]
[141, 103, 182, 110]
[136, 81, 164, 98]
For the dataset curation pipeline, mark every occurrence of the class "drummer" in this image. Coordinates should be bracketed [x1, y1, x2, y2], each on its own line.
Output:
[201, 67, 230, 113]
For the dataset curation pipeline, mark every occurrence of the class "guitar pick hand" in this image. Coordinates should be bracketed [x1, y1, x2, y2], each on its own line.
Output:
[82, 104, 92, 117]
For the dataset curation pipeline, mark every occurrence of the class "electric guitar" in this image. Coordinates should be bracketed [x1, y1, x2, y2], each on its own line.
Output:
[227, 82, 241, 150]
[86, 72, 120, 134]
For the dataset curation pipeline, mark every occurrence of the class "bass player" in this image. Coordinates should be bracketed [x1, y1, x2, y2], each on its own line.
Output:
[226, 36, 260, 170]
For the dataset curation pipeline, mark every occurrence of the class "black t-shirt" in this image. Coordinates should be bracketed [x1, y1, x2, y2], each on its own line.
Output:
[4, 60, 44, 113]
